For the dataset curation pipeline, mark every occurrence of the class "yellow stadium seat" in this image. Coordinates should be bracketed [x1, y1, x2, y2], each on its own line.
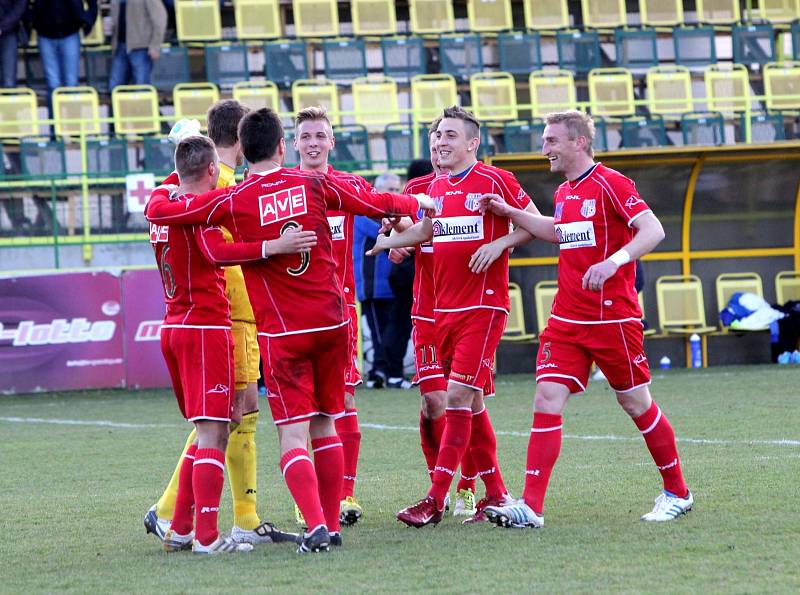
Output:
[523, 0, 569, 30]
[656, 274, 715, 367]
[469, 72, 517, 122]
[293, 0, 339, 37]
[410, 74, 457, 125]
[173, 83, 220, 130]
[352, 76, 399, 129]
[232, 80, 280, 112]
[111, 85, 160, 137]
[234, 0, 282, 40]
[81, 12, 104, 45]
[0, 88, 39, 139]
[696, 0, 740, 24]
[467, 0, 512, 33]
[646, 65, 693, 117]
[352, 0, 397, 35]
[715, 272, 766, 332]
[639, 0, 684, 25]
[704, 64, 751, 114]
[581, 0, 626, 28]
[588, 68, 635, 117]
[291, 79, 340, 125]
[503, 282, 536, 342]
[175, 0, 222, 42]
[534, 280, 558, 334]
[776, 270, 800, 305]
[52, 86, 101, 138]
[763, 62, 800, 111]
[529, 69, 576, 118]
[409, 0, 454, 34]
[758, 0, 800, 23]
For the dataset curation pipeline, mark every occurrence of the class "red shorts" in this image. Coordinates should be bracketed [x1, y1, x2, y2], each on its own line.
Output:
[161, 326, 234, 422]
[435, 309, 506, 392]
[412, 317, 447, 395]
[260, 325, 348, 425]
[536, 317, 651, 394]
[344, 304, 362, 393]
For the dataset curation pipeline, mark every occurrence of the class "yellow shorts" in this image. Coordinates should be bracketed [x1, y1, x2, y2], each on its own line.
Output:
[231, 320, 261, 390]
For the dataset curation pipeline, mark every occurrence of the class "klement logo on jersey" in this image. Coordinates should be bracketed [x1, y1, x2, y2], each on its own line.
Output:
[0, 319, 116, 346]
[431, 216, 483, 243]
[580, 199, 596, 218]
[464, 193, 482, 212]
[259, 185, 307, 226]
[149, 223, 168, 244]
[555, 221, 596, 249]
[134, 320, 162, 341]
[327, 215, 345, 241]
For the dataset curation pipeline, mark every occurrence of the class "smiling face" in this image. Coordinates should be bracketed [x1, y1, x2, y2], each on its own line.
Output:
[429, 131, 442, 173]
[542, 121, 594, 180]
[435, 117, 479, 173]
[295, 119, 334, 172]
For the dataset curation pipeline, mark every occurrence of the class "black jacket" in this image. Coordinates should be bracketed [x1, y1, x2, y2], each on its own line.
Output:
[0, 0, 27, 34]
[31, 0, 97, 39]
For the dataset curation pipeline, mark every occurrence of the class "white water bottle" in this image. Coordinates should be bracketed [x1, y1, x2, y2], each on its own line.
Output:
[689, 333, 702, 368]
[659, 356, 671, 370]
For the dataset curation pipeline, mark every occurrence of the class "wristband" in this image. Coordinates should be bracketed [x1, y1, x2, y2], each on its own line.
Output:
[261, 240, 270, 259]
[608, 249, 631, 266]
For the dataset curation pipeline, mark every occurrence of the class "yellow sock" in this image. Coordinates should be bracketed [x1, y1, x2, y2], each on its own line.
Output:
[155, 429, 196, 521]
[227, 410, 260, 530]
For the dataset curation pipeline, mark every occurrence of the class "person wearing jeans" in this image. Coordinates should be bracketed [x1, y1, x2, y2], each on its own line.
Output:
[0, 0, 27, 88]
[108, 0, 167, 91]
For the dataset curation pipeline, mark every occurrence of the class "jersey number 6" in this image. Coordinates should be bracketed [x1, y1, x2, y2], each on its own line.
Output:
[281, 220, 310, 276]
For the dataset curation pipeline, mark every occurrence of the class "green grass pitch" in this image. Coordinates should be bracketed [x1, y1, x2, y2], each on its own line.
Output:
[2, 366, 799, 593]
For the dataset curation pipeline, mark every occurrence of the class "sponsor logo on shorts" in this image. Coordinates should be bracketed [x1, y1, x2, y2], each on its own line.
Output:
[259, 185, 307, 226]
[206, 383, 230, 396]
[431, 216, 483, 243]
[464, 193, 482, 212]
[449, 370, 475, 383]
[625, 195, 643, 209]
[633, 353, 647, 365]
[149, 222, 168, 244]
[0, 318, 116, 346]
[327, 215, 345, 241]
[580, 199, 596, 218]
[536, 362, 558, 371]
[418, 364, 440, 373]
[555, 221, 596, 249]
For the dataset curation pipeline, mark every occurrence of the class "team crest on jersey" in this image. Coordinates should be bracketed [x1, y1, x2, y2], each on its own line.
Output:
[580, 199, 596, 218]
[554, 202, 564, 222]
[464, 193, 482, 212]
[149, 222, 168, 244]
[555, 221, 596, 249]
[327, 216, 345, 240]
[625, 195, 643, 209]
[259, 185, 307, 226]
[431, 216, 484, 243]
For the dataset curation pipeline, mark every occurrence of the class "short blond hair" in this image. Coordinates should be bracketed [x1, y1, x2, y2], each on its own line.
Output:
[294, 106, 332, 130]
[545, 110, 595, 157]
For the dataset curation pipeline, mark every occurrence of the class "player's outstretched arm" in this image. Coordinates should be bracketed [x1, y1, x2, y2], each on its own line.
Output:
[365, 220, 432, 256]
[263, 225, 318, 256]
[144, 186, 229, 225]
[323, 173, 432, 219]
[197, 226, 268, 265]
[480, 193, 557, 243]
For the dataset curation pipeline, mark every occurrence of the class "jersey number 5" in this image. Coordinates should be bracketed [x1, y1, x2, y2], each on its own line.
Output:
[281, 220, 310, 276]
[160, 246, 177, 299]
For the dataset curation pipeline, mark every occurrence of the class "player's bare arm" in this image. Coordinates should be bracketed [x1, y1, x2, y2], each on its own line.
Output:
[469, 203, 539, 274]
[365, 219, 433, 256]
[263, 225, 318, 256]
[379, 215, 413, 234]
[581, 212, 665, 292]
[480, 193, 558, 244]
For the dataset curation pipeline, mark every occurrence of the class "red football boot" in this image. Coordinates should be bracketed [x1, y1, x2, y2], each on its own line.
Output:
[462, 493, 514, 525]
[396, 496, 444, 528]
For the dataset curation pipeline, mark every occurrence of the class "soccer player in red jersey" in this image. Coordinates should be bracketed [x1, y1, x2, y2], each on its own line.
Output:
[145, 108, 434, 552]
[480, 110, 693, 528]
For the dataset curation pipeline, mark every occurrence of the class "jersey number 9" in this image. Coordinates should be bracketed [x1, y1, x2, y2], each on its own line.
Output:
[281, 220, 310, 276]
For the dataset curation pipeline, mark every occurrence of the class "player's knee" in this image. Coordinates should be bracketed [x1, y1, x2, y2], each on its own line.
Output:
[446, 383, 476, 408]
[534, 383, 569, 414]
[344, 391, 356, 410]
[616, 388, 651, 418]
[421, 391, 446, 418]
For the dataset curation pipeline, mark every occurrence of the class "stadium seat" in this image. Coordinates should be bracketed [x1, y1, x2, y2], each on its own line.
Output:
[529, 69, 577, 118]
[775, 270, 800, 304]
[467, 0, 512, 32]
[234, 0, 282, 40]
[408, 0, 454, 34]
[0, 88, 40, 139]
[204, 44, 250, 89]
[673, 26, 717, 67]
[556, 29, 601, 76]
[439, 34, 483, 82]
[384, 123, 429, 169]
[352, 76, 400, 128]
[330, 125, 371, 171]
[615, 28, 658, 70]
[323, 38, 368, 81]
[620, 115, 667, 147]
[763, 62, 800, 111]
[84, 47, 112, 95]
[646, 65, 694, 117]
[793, 21, 800, 60]
[498, 32, 542, 79]
[111, 85, 160, 137]
[410, 74, 457, 124]
[84, 138, 129, 177]
[352, 0, 397, 35]
[143, 137, 175, 176]
[52, 87, 101, 138]
[681, 111, 725, 145]
[292, 0, 339, 37]
[588, 68, 635, 118]
[715, 272, 766, 332]
[151, 46, 191, 94]
[291, 79, 340, 125]
[533, 280, 558, 334]
[736, 111, 786, 142]
[284, 128, 300, 167]
[173, 83, 221, 130]
[232, 81, 280, 113]
[695, 0, 740, 24]
[175, 0, 222, 41]
[758, 0, 800, 22]
[655, 274, 715, 367]
[705, 64, 751, 115]
[732, 24, 776, 67]
[639, 0, 684, 26]
[523, 0, 569, 30]
[81, 13, 104, 45]
[469, 72, 518, 122]
[581, 0, 626, 28]
[20, 137, 68, 178]
[503, 282, 536, 342]
[264, 40, 309, 88]
[503, 119, 545, 154]
[593, 116, 609, 151]
[381, 36, 427, 81]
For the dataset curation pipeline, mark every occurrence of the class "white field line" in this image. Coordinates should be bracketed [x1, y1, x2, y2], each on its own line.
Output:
[1, 416, 798, 447]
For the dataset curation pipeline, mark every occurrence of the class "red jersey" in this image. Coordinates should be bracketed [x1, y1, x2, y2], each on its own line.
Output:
[428, 161, 532, 313]
[145, 167, 421, 337]
[405, 172, 437, 321]
[550, 162, 652, 323]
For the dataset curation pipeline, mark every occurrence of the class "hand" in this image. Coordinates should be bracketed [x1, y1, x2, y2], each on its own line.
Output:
[365, 233, 391, 257]
[242, 167, 250, 180]
[389, 247, 413, 264]
[379, 216, 402, 234]
[264, 225, 317, 256]
[479, 193, 511, 216]
[149, 47, 161, 61]
[582, 260, 618, 292]
[414, 193, 436, 212]
[468, 241, 503, 274]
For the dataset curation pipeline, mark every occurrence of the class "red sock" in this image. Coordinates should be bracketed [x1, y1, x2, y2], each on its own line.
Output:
[522, 413, 562, 515]
[469, 408, 507, 498]
[428, 408, 472, 509]
[192, 448, 225, 546]
[634, 401, 688, 497]
[456, 446, 477, 493]
[312, 436, 344, 533]
[280, 448, 326, 530]
[170, 443, 197, 535]
[335, 409, 361, 499]
[419, 412, 445, 482]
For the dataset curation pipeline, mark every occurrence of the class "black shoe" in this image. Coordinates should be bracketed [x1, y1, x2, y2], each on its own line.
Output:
[247, 521, 301, 544]
[366, 371, 385, 389]
[297, 525, 330, 554]
[386, 377, 412, 390]
[329, 531, 343, 547]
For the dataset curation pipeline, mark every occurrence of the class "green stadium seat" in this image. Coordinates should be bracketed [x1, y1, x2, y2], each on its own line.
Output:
[264, 40, 309, 89]
[381, 36, 427, 81]
[143, 137, 175, 177]
[204, 44, 250, 90]
[439, 34, 483, 82]
[503, 119, 545, 154]
[681, 111, 725, 146]
[498, 32, 542, 79]
[620, 115, 667, 148]
[615, 28, 658, 70]
[20, 138, 68, 178]
[593, 115, 609, 152]
[673, 26, 717, 68]
[323, 38, 368, 81]
[330, 125, 371, 171]
[84, 47, 112, 95]
[736, 111, 786, 143]
[384, 123, 429, 169]
[556, 29, 601, 76]
[151, 46, 191, 94]
[84, 138, 130, 177]
[284, 128, 300, 167]
[792, 20, 800, 60]
[733, 24, 776, 67]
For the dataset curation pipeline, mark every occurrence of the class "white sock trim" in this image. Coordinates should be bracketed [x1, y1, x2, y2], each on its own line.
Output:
[193, 457, 225, 471]
[531, 425, 563, 433]
[281, 454, 312, 475]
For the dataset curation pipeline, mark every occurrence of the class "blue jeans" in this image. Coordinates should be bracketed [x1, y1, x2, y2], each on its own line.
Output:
[109, 42, 153, 90]
[0, 31, 18, 88]
[38, 33, 80, 94]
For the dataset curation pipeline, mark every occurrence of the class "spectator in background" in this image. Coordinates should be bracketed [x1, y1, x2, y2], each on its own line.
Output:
[0, 0, 27, 87]
[108, 0, 167, 91]
[30, 0, 97, 96]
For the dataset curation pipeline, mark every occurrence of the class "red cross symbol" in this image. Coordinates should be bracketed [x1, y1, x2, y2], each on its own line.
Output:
[129, 180, 153, 207]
